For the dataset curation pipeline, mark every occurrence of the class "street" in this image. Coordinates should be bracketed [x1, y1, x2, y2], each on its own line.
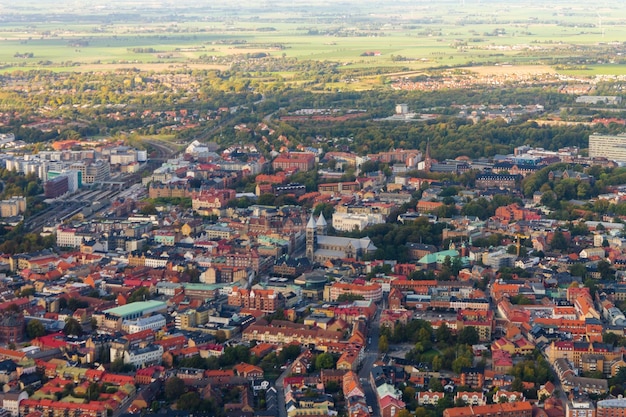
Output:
[358, 307, 381, 417]
[273, 306, 382, 417]
[274, 366, 291, 417]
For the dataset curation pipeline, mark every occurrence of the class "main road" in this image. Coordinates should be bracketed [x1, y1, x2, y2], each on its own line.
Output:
[359, 307, 381, 416]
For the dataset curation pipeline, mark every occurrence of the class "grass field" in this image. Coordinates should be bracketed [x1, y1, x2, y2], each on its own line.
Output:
[0, 0, 625, 79]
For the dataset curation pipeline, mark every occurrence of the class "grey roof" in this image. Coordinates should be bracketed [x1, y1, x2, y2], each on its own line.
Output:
[316, 213, 327, 227]
[316, 235, 376, 251]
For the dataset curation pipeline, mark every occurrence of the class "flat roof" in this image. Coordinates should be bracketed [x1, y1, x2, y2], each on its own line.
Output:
[103, 300, 167, 318]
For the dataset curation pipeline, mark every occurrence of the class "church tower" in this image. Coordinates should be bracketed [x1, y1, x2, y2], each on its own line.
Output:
[306, 214, 316, 261]
[316, 212, 327, 236]
[424, 139, 432, 173]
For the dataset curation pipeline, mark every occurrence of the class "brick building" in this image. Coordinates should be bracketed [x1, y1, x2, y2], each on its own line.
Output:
[148, 182, 193, 198]
[475, 173, 519, 189]
[44, 176, 69, 198]
[0, 313, 23, 345]
[228, 287, 285, 314]
[443, 401, 533, 417]
[272, 152, 315, 172]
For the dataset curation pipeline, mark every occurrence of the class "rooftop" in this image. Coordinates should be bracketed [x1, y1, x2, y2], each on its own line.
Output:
[103, 300, 167, 318]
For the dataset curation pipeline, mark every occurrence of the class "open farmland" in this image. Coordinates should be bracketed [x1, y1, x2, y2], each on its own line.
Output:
[0, 0, 624, 83]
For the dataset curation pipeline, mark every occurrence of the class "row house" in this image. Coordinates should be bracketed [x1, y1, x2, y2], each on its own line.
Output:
[242, 323, 343, 346]
[20, 399, 108, 417]
[318, 181, 360, 196]
[443, 401, 533, 417]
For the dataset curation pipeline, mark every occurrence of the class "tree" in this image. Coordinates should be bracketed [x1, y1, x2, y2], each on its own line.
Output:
[325, 381, 340, 394]
[337, 293, 365, 302]
[177, 392, 201, 410]
[315, 353, 335, 370]
[429, 377, 444, 392]
[603, 332, 622, 346]
[569, 263, 587, 278]
[140, 203, 157, 215]
[597, 259, 614, 280]
[127, 287, 150, 303]
[214, 330, 227, 344]
[109, 358, 134, 373]
[550, 230, 568, 251]
[86, 382, 100, 401]
[63, 317, 83, 336]
[165, 376, 186, 401]
[414, 408, 431, 417]
[378, 334, 389, 353]
[279, 345, 301, 363]
[458, 327, 479, 346]
[314, 203, 334, 222]
[67, 298, 88, 312]
[452, 356, 472, 374]
[432, 355, 443, 372]
[258, 193, 276, 206]
[26, 319, 46, 339]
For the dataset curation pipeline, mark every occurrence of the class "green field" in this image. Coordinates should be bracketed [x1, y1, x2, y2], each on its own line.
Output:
[0, 0, 623, 77]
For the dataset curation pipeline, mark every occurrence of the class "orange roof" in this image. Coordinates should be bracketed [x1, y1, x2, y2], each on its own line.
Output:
[233, 362, 263, 375]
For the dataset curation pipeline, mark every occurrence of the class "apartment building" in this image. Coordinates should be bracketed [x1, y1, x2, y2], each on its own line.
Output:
[0, 197, 26, 218]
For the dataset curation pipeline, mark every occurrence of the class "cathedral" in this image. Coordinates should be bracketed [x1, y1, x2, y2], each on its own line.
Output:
[306, 213, 377, 262]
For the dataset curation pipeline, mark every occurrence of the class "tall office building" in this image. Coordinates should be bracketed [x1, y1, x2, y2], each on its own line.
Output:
[589, 134, 626, 162]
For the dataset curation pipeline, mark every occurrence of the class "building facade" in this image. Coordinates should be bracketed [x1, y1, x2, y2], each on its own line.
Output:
[590, 134, 626, 162]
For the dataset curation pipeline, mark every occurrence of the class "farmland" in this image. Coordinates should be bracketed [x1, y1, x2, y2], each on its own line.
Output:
[0, 0, 625, 83]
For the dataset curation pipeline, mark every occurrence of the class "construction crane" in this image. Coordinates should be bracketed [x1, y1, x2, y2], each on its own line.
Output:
[512, 233, 530, 257]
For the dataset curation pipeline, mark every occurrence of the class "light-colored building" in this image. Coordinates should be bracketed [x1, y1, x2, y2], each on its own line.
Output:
[121, 314, 166, 334]
[123, 344, 163, 368]
[332, 212, 385, 232]
[567, 398, 596, 417]
[590, 134, 626, 162]
[56, 227, 84, 248]
[0, 391, 28, 417]
[69, 160, 110, 184]
[306, 214, 377, 262]
[0, 197, 26, 218]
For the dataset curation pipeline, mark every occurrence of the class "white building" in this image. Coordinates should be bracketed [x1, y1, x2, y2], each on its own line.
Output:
[0, 391, 28, 417]
[56, 227, 83, 248]
[589, 134, 626, 162]
[566, 399, 595, 417]
[123, 345, 163, 369]
[121, 314, 166, 333]
[331, 212, 385, 232]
